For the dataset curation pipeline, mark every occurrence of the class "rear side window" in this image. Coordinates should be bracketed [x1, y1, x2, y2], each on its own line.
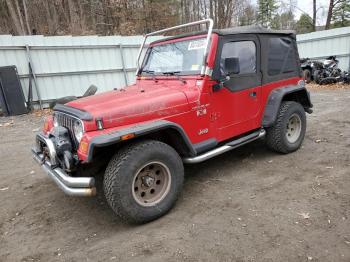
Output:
[221, 41, 256, 75]
[268, 37, 297, 76]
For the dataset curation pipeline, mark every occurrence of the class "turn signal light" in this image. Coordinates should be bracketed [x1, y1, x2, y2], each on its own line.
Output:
[43, 116, 53, 134]
[43, 121, 49, 132]
[79, 141, 89, 154]
[121, 133, 135, 141]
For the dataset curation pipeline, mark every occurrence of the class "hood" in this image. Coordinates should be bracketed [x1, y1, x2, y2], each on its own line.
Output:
[67, 82, 196, 129]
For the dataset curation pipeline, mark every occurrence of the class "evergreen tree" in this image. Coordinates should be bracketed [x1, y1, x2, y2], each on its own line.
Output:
[296, 14, 314, 34]
[257, 0, 279, 28]
[331, 0, 350, 28]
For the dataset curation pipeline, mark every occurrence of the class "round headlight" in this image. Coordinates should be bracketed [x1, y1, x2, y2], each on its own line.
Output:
[73, 120, 84, 142]
[53, 114, 59, 127]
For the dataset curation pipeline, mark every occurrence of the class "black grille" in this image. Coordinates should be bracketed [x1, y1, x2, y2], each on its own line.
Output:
[54, 112, 79, 149]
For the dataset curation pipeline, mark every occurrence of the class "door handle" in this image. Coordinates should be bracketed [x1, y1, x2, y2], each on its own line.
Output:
[249, 91, 257, 97]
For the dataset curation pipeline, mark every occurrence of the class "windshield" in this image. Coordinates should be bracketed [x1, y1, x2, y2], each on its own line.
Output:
[141, 37, 206, 75]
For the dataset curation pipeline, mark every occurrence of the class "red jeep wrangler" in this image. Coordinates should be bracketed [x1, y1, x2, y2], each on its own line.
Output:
[32, 19, 312, 223]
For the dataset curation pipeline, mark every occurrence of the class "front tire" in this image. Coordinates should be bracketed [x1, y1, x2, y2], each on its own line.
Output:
[266, 101, 306, 154]
[103, 140, 184, 224]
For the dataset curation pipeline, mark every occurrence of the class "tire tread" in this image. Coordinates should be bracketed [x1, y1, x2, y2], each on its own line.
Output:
[266, 101, 305, 154]
[103, 140, 183, 223]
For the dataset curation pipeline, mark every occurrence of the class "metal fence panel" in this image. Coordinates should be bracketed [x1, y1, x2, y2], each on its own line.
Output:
[0, 35, 161, 105]
[1, 28, 350, 106]
[297, 26, 350, 71]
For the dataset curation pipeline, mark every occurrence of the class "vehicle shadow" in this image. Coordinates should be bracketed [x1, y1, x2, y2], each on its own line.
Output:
[43, 138, 276, 231]
[184, 138, 274, 180]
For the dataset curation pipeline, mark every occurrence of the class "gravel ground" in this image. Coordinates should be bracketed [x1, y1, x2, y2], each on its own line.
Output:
[0, 87, 350, 262]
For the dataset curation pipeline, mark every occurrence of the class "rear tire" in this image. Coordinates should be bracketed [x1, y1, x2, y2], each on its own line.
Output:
[303, 69, 312, 83]
[266, 101, 306, 154]
[103, 140, 184, 224]
[313, 70, 322, 84]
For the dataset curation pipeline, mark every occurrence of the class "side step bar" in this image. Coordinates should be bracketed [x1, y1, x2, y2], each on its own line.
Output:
[183, 129, 266, 164]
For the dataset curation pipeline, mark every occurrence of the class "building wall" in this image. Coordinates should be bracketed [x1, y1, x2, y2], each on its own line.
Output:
[297, 26, 350, 71]
[0, 35, 161, 106]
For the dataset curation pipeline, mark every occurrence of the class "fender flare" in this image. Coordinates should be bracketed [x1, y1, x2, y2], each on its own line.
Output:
[262, 83, 313, 127]
[85, 120, 196, 163]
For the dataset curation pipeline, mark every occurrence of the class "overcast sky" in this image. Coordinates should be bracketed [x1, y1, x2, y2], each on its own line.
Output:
[295, 0, 329, 25]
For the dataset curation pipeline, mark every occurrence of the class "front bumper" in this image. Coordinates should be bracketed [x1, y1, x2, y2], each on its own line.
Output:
[32, 134, 96, 197]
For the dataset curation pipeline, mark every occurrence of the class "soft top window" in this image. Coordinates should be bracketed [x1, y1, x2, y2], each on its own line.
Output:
[220, 41, 256, 75]
[268, 37, 297, 76]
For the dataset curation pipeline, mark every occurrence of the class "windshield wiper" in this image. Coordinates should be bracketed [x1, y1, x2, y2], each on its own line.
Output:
[162, 71, 187, 84]
[162, 71, 180, 75]
[142, 70, 155, 74]
[141, 70, 158, 82]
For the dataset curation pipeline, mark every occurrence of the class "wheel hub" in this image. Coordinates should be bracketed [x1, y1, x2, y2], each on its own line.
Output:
[132, 161, 171, 207]
[286, 113, 302, 143]
[142, 175, 155, 187]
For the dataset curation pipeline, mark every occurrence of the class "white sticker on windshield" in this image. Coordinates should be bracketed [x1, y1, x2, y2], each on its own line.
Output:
[191, 64, 200, 70]
[188, 39, 206, 50]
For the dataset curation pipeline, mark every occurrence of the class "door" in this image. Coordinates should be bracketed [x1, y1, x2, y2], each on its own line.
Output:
[210, 35, 262, 141]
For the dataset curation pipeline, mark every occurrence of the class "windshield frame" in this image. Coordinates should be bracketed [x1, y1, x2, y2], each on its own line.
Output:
[136, 19, 213, 76]
[139, 34, 208, 77]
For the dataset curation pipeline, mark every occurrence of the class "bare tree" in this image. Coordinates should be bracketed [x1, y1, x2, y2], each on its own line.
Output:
[325, 0, 341, 29]
[0, 0, 267, 36]
[5, 0, 25, 35]
[22, 0, 30, 34]
[313, 0, 316, 31]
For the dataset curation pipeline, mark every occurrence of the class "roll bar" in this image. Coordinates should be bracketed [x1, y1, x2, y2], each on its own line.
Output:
[136, 18, 214, 76]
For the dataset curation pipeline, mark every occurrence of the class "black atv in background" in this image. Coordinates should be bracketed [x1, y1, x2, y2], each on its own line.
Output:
[313, 56, 343, 85]
[300, 58, 323, 83]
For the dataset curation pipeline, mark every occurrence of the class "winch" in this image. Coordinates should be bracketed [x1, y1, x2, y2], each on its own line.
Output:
[49, 126, 75, 171]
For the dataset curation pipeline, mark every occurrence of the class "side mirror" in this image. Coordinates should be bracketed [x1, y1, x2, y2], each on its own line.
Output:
[212, 82, 224, 92]
[212, 75, 230, 92]
[225, 57, 240, 75]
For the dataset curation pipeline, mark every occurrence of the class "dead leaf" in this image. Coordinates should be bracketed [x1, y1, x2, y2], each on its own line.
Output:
[1, 121, 14, 127]
[298, 212, 310, 219]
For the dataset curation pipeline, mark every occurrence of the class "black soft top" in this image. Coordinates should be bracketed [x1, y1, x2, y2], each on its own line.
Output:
[214, 25, 295, 36]
[150, 25, 295, 45]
